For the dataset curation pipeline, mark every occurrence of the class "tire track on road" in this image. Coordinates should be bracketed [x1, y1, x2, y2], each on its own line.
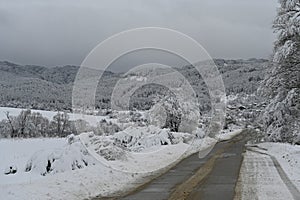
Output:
[169, 132, 248, 200]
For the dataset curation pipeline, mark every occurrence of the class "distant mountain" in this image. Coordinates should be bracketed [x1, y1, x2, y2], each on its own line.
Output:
[0, 59, 268, 111]
[0, 61, 79, 84]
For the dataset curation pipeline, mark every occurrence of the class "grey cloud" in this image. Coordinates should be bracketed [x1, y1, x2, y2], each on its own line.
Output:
[0, 0, 278, 70]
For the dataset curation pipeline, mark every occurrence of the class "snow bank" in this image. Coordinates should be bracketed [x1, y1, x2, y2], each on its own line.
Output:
[79, 126, 212, 174]
[236, 150, 294, 200]
[0, 138, 66, 184]
[258, 142, 300, 190]
[237, 142, 300, 200]
[25, 134, 96, 176]
[114, 126, 175, 151]
[0, 127, 218, 200]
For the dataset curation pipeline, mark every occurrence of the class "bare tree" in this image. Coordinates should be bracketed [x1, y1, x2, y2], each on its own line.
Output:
[50, 112, 72, 137]
[16, 110, 31, 137]
[5, 111, 16, 138]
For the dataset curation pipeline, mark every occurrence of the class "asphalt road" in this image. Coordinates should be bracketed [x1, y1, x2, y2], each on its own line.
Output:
[114, 130, 250, 200]
[186, 133, 247, 200]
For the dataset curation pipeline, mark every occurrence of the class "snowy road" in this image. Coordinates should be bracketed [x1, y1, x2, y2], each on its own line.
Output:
[235, 146, 300, 200]
[248, 148, 300, 199]
[183, 133, 248, 200]
[100, 130, 251, 200]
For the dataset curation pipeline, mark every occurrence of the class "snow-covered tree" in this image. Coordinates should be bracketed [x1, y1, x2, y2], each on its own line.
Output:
[148, 90, 200, 134]
[0, 110, 77, 138]
[2, 110, 32, 138]
[0, 118, 13, 138]
[148, 95, 183, 132]
[259, 0, 300, 143]
[93, 119, 121, 136]
[27, 112, 50, 137]
[4, 111, 17, 138]
[50, 112, 74, 137]
[16, 110, 31, 137]
[273, 0, 300, 63]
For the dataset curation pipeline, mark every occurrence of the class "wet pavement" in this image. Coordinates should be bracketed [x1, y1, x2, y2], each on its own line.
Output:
[115, 130, 250, 200]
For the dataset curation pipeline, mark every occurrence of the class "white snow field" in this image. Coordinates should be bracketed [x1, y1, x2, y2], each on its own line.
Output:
[236, 142, 300, 200]
[258, 143, 300, 190]
[0, 138, 66, 184]
[0, 132, 218, 200]
[0, 107, 107, 126]
[0, 106, 243, 199]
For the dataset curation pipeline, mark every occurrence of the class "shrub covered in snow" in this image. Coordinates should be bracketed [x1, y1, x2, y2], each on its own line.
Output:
[86, 134, 128, 161]
[148, 94, 200, 134]
[192, 128, 206, 139]
[96, 145, 127, 161]
[49, 112, 76, 137]
[148, 102, 168, 129]
[178, 100, 200, 133]
[115, 111, 148, 126]
[93, 119, 121, 136]
[25, 135, 96, 176]
[114, 126, 175, 152]
[0, 110, 76, 138]
[4, 165, 17, 175]
[74, 119, 94, 134]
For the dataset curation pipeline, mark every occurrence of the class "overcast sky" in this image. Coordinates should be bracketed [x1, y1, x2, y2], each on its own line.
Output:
[0, 0, 278, 70]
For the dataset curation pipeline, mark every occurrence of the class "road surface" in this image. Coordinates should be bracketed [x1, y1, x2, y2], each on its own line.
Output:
[110, 130, 251, 200]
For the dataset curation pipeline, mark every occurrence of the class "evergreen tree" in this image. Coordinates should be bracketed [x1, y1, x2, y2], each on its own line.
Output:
[260, 0, 300, 143]
[273, 0, 300, 64]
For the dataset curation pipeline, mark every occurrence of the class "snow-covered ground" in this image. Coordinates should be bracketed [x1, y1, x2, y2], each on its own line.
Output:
[216, 128, 243, 141]
[236, 142, 300, 200]
[0, 106, 244, 200]
[0, 107, 107, 126]
[258, 143, 300, 190]
[0, 138, 66, 184]
[0, 133, 218, 200]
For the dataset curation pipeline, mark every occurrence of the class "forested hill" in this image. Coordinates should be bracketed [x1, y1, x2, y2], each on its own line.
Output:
[0, 58, 268, 111]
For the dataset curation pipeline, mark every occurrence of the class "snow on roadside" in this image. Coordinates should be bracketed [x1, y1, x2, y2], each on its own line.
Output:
[257, 142, 300, 190]
[0, 106, 243, 200]
[236, 142, 300, 200]
[0, 130, 218, 200]
[80, 129, 217, 174]
[236, 151, 294, 200]
[0, 136, 146, 200]
[216, 128, 243, 141]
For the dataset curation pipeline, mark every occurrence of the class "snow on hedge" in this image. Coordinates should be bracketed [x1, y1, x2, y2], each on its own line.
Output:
[25, 134, 96, 176]
[114, 126, 175, 151]
[0, 128, 218, 200]
[0, 134, 97, 186]
[0, 137, 66, 184]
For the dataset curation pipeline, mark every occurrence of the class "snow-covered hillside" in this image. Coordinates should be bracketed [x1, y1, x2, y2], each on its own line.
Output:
[0, 59, 268, 112]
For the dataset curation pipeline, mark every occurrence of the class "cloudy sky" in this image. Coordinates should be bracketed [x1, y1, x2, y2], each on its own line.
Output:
[0, 0, 278, 70]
